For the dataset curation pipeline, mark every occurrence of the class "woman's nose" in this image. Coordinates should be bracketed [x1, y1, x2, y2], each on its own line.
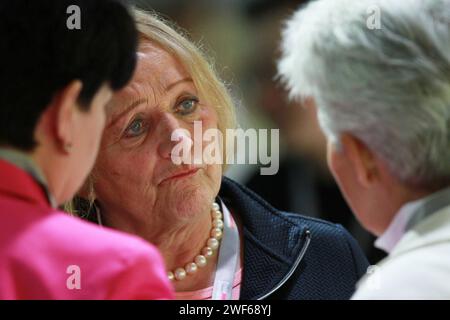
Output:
[157, 113, 192, 160]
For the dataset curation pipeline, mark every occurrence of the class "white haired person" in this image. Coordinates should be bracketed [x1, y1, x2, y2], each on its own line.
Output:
[279, 0, 450, 299]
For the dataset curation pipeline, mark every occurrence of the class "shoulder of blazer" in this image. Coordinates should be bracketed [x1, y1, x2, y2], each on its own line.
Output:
[219, 177, 369, 299]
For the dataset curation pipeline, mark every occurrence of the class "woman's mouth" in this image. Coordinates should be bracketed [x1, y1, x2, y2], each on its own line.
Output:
[160, 168, 200, 184]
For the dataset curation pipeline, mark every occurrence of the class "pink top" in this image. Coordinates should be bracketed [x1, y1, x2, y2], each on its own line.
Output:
[0, 159, 174, 300]
[175, 268, 242, 300]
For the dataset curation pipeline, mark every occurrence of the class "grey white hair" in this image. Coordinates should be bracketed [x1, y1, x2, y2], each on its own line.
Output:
[278, 0, 450, 190]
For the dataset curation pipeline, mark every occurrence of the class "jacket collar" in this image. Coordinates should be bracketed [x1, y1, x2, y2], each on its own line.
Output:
[392, 204, 450, 257]
[406, 186, 450, 231]
[219, 177, 311, 300]
[0, 154, 52, 208]
[376, 186, 450, 253]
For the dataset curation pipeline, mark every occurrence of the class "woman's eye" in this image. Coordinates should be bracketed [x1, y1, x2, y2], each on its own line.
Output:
[175, 97, 199, 115]
[124, 118, 147, 138]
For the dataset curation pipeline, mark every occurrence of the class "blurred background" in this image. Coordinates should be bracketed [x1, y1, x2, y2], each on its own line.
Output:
[128, 0, 385, 264]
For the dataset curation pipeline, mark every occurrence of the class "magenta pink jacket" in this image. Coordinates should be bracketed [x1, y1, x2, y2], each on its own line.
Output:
[0, 159, 174, 300]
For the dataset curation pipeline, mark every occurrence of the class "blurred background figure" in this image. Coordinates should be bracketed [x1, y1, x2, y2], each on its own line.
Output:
[129, 0, 385, 264]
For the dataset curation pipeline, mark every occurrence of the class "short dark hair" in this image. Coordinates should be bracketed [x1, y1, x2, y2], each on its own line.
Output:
[0, 0, 138, 150]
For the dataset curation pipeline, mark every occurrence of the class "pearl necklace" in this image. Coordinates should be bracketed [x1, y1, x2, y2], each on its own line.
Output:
[167, 202, 224, 281]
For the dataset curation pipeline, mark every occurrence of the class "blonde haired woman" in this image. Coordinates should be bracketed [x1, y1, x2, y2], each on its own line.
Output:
[72, 9, 368, 300]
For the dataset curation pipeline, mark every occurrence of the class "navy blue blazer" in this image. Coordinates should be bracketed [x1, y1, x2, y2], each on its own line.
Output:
[219, 177, 369, 300]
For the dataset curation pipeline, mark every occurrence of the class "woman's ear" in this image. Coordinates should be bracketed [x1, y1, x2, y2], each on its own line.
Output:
[52, 80, 83, 154]
[340, 133, 379, 188]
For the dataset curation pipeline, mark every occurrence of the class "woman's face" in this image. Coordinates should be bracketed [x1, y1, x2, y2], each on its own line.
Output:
[92, 41, 222, 226]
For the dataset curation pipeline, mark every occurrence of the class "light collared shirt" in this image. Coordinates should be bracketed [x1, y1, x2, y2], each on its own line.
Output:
[374, 198, 423, 253]
[375, 186, 450, 253]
